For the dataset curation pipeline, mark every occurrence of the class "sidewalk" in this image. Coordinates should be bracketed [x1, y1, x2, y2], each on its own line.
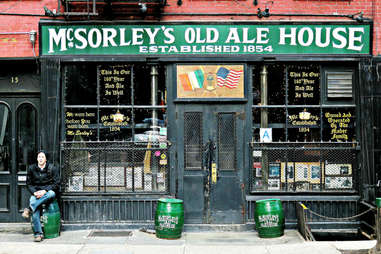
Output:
[0, 225, 377, 254]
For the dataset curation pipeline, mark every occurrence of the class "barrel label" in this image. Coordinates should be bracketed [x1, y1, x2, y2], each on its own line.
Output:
[158, 215, 179, 229]
[258, 214, 279, 227]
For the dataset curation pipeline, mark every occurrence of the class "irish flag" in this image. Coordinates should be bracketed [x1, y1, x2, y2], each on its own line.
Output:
[179, 69, 204, 91]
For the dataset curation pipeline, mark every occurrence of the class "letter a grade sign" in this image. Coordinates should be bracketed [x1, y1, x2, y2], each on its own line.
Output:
[260, 128, 272, 143]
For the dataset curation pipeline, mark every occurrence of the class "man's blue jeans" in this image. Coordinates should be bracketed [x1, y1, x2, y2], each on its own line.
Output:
[29, 190, 56, 236]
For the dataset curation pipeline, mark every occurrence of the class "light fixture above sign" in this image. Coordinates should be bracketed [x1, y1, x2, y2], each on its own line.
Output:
[299, 111, 311, 120]
[112, 110, 124, 123]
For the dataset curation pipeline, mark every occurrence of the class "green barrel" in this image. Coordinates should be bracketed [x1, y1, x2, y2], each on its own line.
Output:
[376, 198, 381, 208]
[155, 198, 184, 239]
[255, 199, 285, 238]
[42, 199, 61, 239]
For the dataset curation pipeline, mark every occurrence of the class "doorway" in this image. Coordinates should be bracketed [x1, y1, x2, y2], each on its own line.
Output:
[176, 104, 245, 224]
[0, 97, 39, 222]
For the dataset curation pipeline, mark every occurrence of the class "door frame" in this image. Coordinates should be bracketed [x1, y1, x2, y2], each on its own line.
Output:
[174, 103, 248, 224]
[0, 96, 40, 222]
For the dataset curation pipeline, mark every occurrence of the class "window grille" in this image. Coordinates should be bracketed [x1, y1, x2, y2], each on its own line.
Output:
[61, 141, 169, 193]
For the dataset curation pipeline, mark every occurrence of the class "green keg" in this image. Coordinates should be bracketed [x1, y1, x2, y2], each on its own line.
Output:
[254, 199, 285, 238]
[42, 199, 61, 239]
[155, 198, 184, 239]
[376, 198, 381, 208]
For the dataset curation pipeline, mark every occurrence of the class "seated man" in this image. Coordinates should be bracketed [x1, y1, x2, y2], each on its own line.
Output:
[22, 150, 60, 242]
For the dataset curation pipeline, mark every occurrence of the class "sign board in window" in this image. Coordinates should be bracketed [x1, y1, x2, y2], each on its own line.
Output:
[176, 65, 244, 99]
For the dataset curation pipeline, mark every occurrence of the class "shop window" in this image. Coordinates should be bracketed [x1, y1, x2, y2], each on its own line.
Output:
[62, 63, 168, 194]
[251, 63, 356, 193]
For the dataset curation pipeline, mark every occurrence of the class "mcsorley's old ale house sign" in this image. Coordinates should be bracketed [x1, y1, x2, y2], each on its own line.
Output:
[40, 24, 370, 55]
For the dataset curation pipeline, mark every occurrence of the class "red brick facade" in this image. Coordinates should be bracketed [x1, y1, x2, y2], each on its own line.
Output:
[0, 0, 379, 57]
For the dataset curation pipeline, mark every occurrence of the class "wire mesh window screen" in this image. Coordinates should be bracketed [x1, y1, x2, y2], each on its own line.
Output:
[61, 142, 169, 193]
[184, 112, 202, 170]
[250, 142, 356, 192]
[218, 113, 236, 170]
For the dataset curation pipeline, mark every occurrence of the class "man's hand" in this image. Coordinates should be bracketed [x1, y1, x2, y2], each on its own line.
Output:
[34, 190, 47, 199]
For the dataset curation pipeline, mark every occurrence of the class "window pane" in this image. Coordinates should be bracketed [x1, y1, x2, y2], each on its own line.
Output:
[134, 65, 152, 105]
[0, 104, 11, 172]
[64, 64, 97, 105]
[269, 109, 286, 142]
[322, 108, 355, 142]
[267, 64, 286, 105]
[252, 108, 286, 142]
[287, 108, 320, 142]
[65, 108, 97, 141]
[99, 108, 132, 141]
[17, 104, 37, 172]
[288, 64, 320, 105]
[134, 65, 166, 105]
[133, 108, 167, 143]
[99, 65, 132, 105]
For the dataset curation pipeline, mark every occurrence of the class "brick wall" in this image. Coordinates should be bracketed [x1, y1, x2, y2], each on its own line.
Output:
[0, 0, 379, 57]
[0, 0, 57, 58]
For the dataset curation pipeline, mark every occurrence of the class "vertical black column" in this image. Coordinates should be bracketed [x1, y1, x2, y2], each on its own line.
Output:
[358, 58, 374, 202]
[40, 58, 61, 165]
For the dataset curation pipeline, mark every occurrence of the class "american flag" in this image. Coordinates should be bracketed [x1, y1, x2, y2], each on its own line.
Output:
[216, 67, 243, 89]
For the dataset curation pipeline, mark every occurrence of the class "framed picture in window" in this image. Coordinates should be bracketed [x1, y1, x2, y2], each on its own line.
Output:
[295, 181, 310, 192]
[295, 163, 309, 181]
[176, 64, 245, 100]
[253, 179, 264, 190]
[325, 163, 352, 176]
[309, 162, 323, 184]
[281, 162, 294, 182]
[282, 182, 294, 191]
[253, 162, 262, 177]
[269, 163, 281, 178]
[68, 175, 84, 192]
[268, 179, 280, 190]
[325, 176, 353, 189]
[310, 183, 321, 191]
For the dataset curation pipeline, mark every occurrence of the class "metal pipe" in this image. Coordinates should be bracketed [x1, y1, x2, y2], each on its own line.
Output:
[260, 65, 268, 128]
[151, 65, 158, 129]
[0, 12, 46, 17]
[260, 65, 269, 189]
[161, 12, 368, 21]
[162, 13, 354, 17]
[0, 32, 31, 35]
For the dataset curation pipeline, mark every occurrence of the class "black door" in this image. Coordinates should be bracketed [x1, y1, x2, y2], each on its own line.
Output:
[0, 97, 39, 222]
[177, 104, 245, 224]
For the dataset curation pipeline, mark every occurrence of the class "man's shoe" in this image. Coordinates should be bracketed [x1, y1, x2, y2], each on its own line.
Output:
[22, 208, 30, 219]
[34, 235, 43, 242]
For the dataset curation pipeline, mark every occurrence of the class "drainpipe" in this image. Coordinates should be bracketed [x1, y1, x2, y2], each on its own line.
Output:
[260, 65, 269, 188]
[151, 65, 158, 129]
[151, 65, 158, 191]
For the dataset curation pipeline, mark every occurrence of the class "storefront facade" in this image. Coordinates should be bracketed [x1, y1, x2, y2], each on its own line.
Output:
[0, 19, 372, 228]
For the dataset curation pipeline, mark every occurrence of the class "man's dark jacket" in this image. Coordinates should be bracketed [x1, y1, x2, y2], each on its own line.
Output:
[26, 162, 60, 195]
